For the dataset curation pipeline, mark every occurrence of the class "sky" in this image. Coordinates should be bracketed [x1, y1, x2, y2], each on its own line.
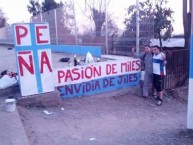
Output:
[0, 0, 183, 35]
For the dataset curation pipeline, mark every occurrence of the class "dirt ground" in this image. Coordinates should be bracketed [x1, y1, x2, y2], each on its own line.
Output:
[18, 86, 193, 145]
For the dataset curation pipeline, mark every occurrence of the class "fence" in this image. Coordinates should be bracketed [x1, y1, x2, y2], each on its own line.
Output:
[0, 1, 189, 90]
[31, 5, 153, 54]
[0, 1, 154, 54]
[164, 49, 189, 90]
[0, 25, 13, 45]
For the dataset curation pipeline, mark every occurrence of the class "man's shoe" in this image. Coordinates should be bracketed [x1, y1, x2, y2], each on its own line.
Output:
[157, 99, 163, 106]
[152, 95, 158, 100]
[142, 96, 148, 99]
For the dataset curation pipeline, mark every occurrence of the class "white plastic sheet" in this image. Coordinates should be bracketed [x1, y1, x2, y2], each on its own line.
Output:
[85, 52, 94, 64]
[0, 75, 18, 89]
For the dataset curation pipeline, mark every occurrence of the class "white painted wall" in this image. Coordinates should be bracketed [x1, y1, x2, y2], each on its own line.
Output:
[187, 79, 193, 129]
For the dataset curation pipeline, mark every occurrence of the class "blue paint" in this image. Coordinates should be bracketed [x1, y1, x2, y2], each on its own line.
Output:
[190, 35, 193, 78]
[51, 45, 101, 57]
[30, 24, 43, 93]
[153, 59, 164, 75]
[57, 73, 140, 99]
[15, 45, 51, 51]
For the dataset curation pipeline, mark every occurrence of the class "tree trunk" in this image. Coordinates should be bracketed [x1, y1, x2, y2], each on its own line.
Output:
[183, 0, 191, 49]
[95, 22, 103, 36]
[92, 8, 105, 37]
[158, 32, 163, 51]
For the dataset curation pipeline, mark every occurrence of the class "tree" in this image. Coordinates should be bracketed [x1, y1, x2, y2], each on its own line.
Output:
[120, 0, 154, 51]
[42, 0, 63, 12]
[154, 0, 174, 50]
[27, 0, 63, 16]
[121, 0, 173, 51]
[27, 0, 75, 44]
[27, 0, 41, 16]
[56, 1, 75, 38]
[0, 9, 7, 28]
[84, 0, 111, 36]
[101, 18, 118, 36]
[183, 0, 191, 50]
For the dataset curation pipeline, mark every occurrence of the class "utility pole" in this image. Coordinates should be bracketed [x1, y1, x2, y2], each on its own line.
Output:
[54, 9, 58, 45]
[105, 0, 108, 54]
[136, 0, 140, 54]
[73, 0, 78, 45]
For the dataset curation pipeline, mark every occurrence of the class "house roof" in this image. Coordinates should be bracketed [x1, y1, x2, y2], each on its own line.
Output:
[150, 38, 184, 47]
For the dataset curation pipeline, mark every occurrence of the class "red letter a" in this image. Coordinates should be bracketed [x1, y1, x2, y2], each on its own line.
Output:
[40, 51, 52, 73]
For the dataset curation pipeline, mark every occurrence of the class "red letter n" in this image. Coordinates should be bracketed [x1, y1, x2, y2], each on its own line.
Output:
[18, 52, 34, 76]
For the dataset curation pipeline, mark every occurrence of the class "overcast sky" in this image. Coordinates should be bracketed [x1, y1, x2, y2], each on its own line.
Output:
[0, 0, 183, 34]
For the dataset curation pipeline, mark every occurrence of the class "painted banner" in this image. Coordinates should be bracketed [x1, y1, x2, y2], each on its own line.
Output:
[13, 23, 54, 96]
[54, 59, 141, 98]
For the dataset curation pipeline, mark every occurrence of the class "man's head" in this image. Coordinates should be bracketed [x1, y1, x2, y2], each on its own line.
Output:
[152, 45, 160, 55]
[144, 45, 151, 53]
[1, 70, 8, 76]
[5, 70, 17, 77]
[0, 70, 17, 78]
[6, 70, 13, 77]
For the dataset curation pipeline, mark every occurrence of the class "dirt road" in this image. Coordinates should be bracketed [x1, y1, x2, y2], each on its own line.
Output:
[18, 87, 193, 145]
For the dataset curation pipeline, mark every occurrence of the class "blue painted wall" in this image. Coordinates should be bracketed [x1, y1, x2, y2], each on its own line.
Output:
[51, 45, 101, 57]
[57, 73, 140, 99]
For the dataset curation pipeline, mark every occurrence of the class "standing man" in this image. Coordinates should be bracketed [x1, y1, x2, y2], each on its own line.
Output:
[152, 45, 166, 106]
[132, 45, 154, 99]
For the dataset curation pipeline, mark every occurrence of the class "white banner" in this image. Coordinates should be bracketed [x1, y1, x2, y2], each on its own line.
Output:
[54, 59, 141, 86]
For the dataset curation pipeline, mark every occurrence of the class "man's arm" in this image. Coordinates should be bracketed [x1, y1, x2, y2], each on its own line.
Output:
[161, 52, 167, 65]
[161, 52, 166, 60]
[132, 47, 144, 59]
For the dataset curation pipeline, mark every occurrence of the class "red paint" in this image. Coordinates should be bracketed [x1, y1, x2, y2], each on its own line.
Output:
[84, 66, 92, 79]
[15, 25, 28, 45]
[132, 60, 136, 71]
[18, 51, 31, 54]
[36, 25, 48, 44]
[112, 64, 117, 74]
[18, 53, 34, 76]
[106, 64, 111, 75]
[65, 70, 73, 82]
[120, 60, 141, 73]
[72, 68, 80, 80]
[135, 60, 140, 71]
[40, 51, 52, 73]
[93, 66, 101, 77]
[58, 70, 65, 83]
